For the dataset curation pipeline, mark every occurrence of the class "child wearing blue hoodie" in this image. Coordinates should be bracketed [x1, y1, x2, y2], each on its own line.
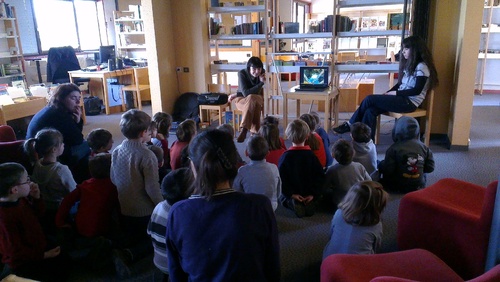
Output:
[378, 116, 434, 193]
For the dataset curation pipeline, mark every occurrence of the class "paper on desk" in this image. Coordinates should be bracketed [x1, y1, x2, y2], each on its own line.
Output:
[7, 87, 26, 99]
[0, 95, 14, 105]
[29, 86, 49, 98]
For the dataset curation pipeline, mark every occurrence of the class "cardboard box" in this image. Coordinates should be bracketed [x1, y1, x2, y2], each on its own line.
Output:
[0, 96, 46, 125]
[339, 84, 359, 112]
[357, 79, 375, 105]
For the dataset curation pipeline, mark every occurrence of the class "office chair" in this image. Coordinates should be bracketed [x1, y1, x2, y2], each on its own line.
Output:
[46, 46, 90, 85]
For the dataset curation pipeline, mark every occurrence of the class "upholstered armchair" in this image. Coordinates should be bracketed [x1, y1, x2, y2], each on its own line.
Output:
[398, 178, 498, 279]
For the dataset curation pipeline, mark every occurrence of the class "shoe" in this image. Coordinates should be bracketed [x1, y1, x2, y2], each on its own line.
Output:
[333, 122, 351, 134]
[305, 200, 317, 217]
[292, 199, 306, 218]
[237, 128, 248, 143]
[112, 248, 132, 278]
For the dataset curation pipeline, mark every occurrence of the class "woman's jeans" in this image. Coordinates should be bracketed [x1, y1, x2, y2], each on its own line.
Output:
[349, 94, 417, 140]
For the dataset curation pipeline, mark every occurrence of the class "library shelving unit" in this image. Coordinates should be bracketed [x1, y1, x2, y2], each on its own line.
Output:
[113, 8, 146, 59]
[332, 0, 411, 111]
[476, 0, 500, 94]
[0, 6, 26, 87]
[208, 2, 271, 88]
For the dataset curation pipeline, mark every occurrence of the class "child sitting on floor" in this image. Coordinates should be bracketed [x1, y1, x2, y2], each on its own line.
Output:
[147, 168, 194, 280]
[278, 119, 324, 218]
[0, 162, 66, 281]
[258, 124, 286, 167]
[152, 112, 173, 170]
[323, 181, 388, 259]
[233, 135, 281, 211]
[378, 116, 435, 193]
[350, 122, 378, 175]
[170, 119, 197, 170]
[87, 128, 114, 156]
[55, 153, 120, 269]
[325, 139, 371, 206]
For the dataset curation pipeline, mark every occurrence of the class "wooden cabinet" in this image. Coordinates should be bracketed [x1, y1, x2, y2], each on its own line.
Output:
[0, 6, 26, 87]
[113, 8, 146, 60]
[476, 1, 500, 94]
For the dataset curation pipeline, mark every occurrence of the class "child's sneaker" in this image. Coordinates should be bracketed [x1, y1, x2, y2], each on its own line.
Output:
[112, 248, 132, 278]
[292, 199, 306, 218]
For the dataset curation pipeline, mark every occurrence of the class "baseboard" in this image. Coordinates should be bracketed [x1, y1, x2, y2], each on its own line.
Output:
[430, 133, 469, 151]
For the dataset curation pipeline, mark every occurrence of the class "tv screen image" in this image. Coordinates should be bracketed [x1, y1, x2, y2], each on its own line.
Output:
[303, 67, 326, 85]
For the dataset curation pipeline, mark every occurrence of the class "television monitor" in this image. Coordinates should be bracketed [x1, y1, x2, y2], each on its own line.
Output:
[99, 45, 116, 64]
[299, 66, 329, 89]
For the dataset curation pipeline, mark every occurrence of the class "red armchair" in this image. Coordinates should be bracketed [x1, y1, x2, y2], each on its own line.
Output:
[320, 248, 500, 282]
[0, 125, 32, 173]
[398, 178, 498, 280]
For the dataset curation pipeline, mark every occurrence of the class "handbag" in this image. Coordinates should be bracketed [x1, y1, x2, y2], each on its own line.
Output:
[197, 92, 228, 105]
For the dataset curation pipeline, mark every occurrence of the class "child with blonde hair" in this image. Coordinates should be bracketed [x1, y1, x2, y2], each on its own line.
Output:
[278, 119, 324, 217]
[170, 119, 197, 170]
[323, 181, 388, 259]
[299, 113, 326, 168]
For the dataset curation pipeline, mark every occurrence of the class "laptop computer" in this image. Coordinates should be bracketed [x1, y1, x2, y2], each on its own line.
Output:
[294, 66, 329, 92]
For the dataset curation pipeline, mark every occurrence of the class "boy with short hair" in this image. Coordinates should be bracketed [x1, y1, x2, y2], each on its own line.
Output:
[87, 128, 113, 156]
[378, 116, 435, 193]
[147, 167, 194, 279]
[350, 122, 378, 175]
[110, 109, 163, 278]
[278, 119, 324, 217]
[56, 153, 120, 238]
[233, 135, 281, 211]
[0, 162, 65, 281]
[325, 139, 371, 205]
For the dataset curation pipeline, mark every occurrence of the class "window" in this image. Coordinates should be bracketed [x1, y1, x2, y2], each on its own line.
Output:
[293, 1, 309, 34]
[32, 0, 103, 52]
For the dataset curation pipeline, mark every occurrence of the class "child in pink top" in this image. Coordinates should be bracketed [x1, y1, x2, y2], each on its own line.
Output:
[300, 113, 326, 168]
[170, 119, 196, 170]
[259, 124, 286, 167]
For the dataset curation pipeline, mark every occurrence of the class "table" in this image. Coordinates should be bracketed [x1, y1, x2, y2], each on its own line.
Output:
[68, 68, 135, 115]
[282, 86, 339, 133]
[0, 97, 47, 125]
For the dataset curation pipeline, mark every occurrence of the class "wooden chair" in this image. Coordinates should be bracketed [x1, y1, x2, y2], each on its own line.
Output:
[199, 84, 231, 126]
[375, 90, 434, 146]
[121, 67, 150, 111]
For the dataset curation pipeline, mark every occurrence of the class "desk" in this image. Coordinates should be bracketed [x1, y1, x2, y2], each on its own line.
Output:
[0, 97, 47, 125]
[282, 86, 339, 132]
[68, 68, 134, 115]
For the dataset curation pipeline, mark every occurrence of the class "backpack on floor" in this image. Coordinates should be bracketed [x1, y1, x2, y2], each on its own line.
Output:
[172, 92, 200, 123]
[83, 96, 102, 116]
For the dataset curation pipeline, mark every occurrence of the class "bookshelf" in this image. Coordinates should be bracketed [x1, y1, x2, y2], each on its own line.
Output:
[113, 6, 146, 59]
[0, 6, 26, 88]
[207, 2, 271, 87]
[476, 0, 500, 94]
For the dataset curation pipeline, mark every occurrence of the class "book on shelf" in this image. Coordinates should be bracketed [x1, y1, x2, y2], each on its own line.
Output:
[128, 5, 141, 19]
[387, 13, 409, 30]
[0, 2, 12, 18]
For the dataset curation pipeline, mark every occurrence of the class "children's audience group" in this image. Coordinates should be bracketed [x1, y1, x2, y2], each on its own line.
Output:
[0, 105, 435, 281]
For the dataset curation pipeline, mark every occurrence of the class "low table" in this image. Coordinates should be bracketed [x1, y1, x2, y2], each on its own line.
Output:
[282, 86, 339, 132]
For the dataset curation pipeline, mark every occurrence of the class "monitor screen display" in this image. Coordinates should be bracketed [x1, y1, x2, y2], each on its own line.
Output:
[99, 45, 116, 64]
[301, 66, 329, 86]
